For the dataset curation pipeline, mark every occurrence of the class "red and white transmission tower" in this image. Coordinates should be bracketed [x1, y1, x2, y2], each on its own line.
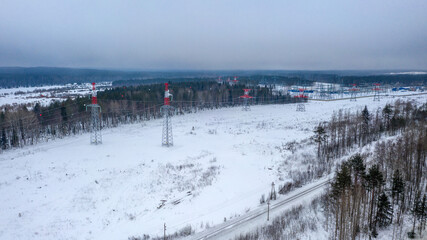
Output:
[349, 84, 359, 101]
[86, 83, 102, 144]
[161, 83, 174, 147]
[228, 76, 238, 86]
[217, 76, 223, 84]
[239, 89, 253, 111]
[373, 83, 381, 101]
[233, 76, 239, 84]
[294, 88, 308, 112]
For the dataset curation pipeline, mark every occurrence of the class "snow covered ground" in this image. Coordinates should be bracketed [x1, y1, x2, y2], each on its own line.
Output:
[0, 93, 426, 240]
[0, 82, 111, 107]
[272, 82, 424, 100]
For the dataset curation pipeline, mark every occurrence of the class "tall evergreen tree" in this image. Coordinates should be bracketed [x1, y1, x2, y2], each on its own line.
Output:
[382, 104, 393, 130]
[331, 162, 352, 197]
[349, 154, 366, 182]
[411, 191, 422, 236]
[313, 125, 328, 157]
[376, 192, 393, 228]
[416, 194, 427, 235]
[361, 105, 371, 143]
[365, 164, 385, 231]
[362, 105, 370, 125]
[391, 169, 404, 205]
[1, 127, 7, 150]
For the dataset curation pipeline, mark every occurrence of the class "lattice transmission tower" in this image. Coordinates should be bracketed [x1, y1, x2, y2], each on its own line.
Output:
[349, 84, 359, 101]
[373, 83, 381, 101]
[295, 88, 308, 111]
[86, 82, 102, 145]
[161, 83, 174, 147]
[318, 83, 331, 100]
[239, 89, 253, 111]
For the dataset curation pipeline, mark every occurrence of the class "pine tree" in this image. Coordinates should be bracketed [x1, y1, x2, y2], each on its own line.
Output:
[361, 106, 371, 144]
[350, 154, 366, 181]
[11, 128, 19, 148]
[331, 162, 352, 198]
[365, 164, 384, 230]
[331, 162, 352, 239]
[391, 169, 404, 205]
[362, 105, 370, 125]
[382, 104, 393, 130]
[371, 226, 378, 238]
[411, 191, 421, 236]
[349, 154, 366, 239]
[365, 165, 384, 191]
[1, 127, 7, 150]
[416, 194, 426, 235]
[313, 125, 328, 157]
[376, 192, 393, 228]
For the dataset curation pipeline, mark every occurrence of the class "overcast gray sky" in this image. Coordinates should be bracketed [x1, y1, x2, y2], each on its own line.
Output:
[0, 0, 426, 70]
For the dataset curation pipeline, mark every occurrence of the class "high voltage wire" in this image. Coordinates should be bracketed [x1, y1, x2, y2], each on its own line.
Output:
[0, 96, 240, 126]
[1, 95, 289, 128]
[0, 90, 292, 135]
[0, 103, 165, 133]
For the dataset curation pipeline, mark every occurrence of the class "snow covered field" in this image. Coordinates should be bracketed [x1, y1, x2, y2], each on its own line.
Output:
[0, 82, 111, 107]
[0, 93, 426, 240]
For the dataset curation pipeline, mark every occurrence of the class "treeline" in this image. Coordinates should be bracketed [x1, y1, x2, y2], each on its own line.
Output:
[112, 78, 214, 86]
[0, 67, 130, 88]
[2, 67, 424, 88]
[313, 100, 426, 163]
[112, 76, 303, 87]
[235, 100, 426, 240]
[0, 67, 305, 88]
[0, 81, 300, 151]
[339, 74, 427, 86]
[0, 67, 225, 88]
[323, 100, 427, 239]
[0, 97, 90, 149]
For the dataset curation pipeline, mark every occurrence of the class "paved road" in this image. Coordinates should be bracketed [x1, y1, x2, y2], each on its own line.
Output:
[184, 178, 330, 240]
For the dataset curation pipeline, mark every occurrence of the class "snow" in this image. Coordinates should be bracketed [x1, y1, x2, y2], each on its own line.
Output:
[388, 71, 427, 75]
[0, 82, 111, 107]
[0, 92, 426, 240]
[186, 177, 330, 240]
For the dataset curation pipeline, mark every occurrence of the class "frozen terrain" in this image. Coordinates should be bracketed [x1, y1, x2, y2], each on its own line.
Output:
[0, 82, 111, 107]
[0, 93, 426, 240]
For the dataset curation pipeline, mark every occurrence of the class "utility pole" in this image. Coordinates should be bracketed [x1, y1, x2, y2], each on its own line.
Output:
[86, 82, 102, 145]
[270, 182, 276, 200]
[267, 200, 270, 221]
[164, 223, 166, 240]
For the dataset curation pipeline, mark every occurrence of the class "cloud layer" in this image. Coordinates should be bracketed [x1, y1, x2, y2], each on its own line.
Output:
[1, 0, 426, 70]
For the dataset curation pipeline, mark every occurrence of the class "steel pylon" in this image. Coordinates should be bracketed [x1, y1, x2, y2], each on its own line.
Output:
[86, 104, 102, 145]
[161, 105, 173, 147]
[296, 103, 305, 112]
[242, 98, 250, 111]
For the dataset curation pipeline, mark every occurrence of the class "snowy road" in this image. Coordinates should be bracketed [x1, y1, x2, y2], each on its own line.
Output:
[185, 178, 330, 240]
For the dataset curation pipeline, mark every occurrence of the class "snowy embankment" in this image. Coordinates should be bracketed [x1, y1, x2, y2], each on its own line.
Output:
[0, 93, 425, 240]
